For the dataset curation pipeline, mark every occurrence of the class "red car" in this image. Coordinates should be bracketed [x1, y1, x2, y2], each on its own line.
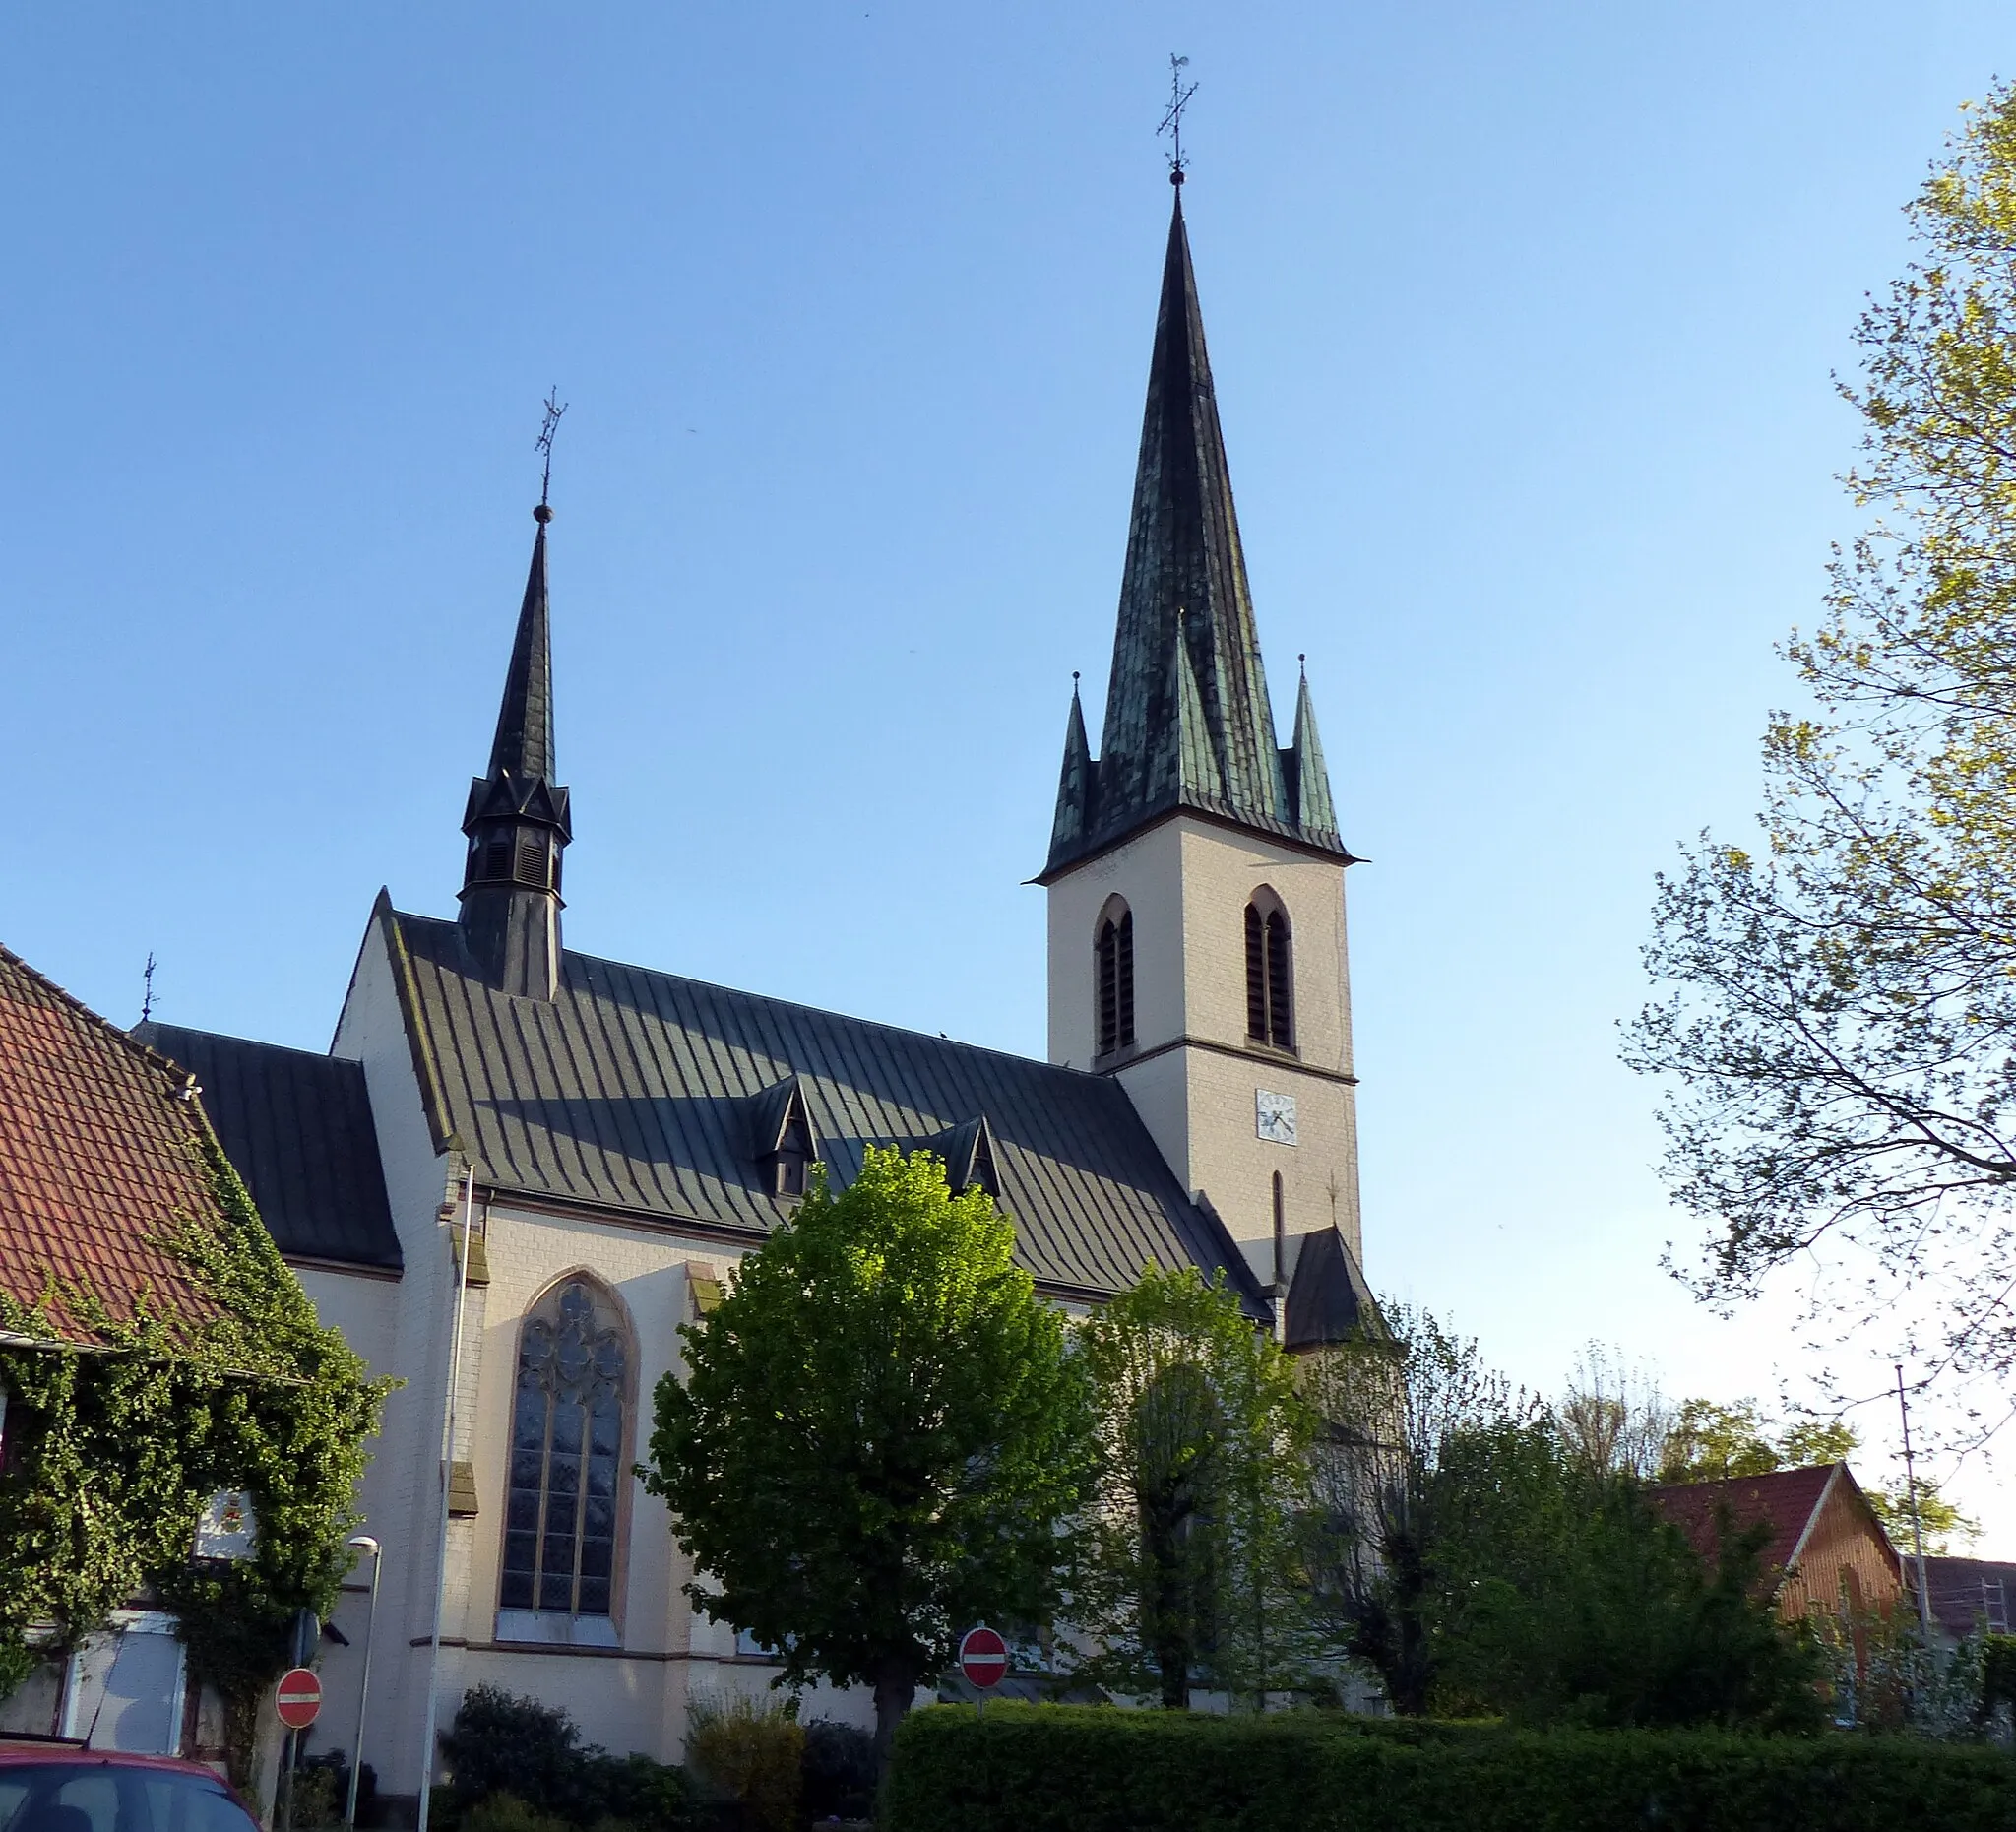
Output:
[0, 1751, 260, 1832]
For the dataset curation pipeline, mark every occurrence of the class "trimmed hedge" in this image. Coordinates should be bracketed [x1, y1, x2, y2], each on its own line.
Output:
[882, 1703, 2016, 1832]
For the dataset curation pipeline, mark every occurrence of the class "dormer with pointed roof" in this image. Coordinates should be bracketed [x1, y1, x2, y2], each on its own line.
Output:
[458, 505, 573, 999]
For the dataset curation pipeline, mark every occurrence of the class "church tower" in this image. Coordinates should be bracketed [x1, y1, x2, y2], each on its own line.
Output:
[1040, 175, 1362, 1301]
[458, 503, 573, 999]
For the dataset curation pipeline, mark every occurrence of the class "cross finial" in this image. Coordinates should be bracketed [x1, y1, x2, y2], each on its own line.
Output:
[535, 386, 568, 522]
[1159, 53, 1196, 185]
[139, 951, 158, 1025]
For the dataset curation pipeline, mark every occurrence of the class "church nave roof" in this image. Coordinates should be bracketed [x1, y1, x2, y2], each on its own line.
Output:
[378, 898, 1266, 1310]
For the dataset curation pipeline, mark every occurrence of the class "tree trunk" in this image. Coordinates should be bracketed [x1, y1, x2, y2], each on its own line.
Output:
[871, 1659, 918, 1780]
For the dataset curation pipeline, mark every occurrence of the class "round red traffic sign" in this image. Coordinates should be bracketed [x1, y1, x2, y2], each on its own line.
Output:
[275, 1667, 322, 1730]
[958, 1625, 1009, 1689]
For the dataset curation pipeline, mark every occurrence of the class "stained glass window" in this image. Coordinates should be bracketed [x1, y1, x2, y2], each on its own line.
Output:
[500, 1280, 627, 1617]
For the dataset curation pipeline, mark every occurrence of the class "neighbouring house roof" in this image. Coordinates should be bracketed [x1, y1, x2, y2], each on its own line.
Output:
[375, 899, 1270, 1311]
[1922, 1555, 2016, 1640]
[0, 943, 225, 1343]
[136, 1024, 402, 1274]
[1647, 1463, 1894, 1593]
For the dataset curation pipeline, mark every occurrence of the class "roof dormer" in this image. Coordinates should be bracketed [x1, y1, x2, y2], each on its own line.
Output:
[922, 1114, 1001, 1202]
[748, 1075, 820, 1200]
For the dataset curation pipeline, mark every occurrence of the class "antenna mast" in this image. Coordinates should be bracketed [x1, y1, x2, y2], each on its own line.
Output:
[1894, 1363, 1935, 1643]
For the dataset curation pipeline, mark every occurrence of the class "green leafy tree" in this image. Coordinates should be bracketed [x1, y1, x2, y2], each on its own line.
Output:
[1434, 1423, 1826, 1732]
[1626, 85, 2016, 1380]
[1298, 1304, 1536, 1714]
[642, 1147, 1094, 1768]
[1866, 1477, 1977, 1553]
[1073, 1266, 1314, 1709]
[1657, 1400, 1785, 1483]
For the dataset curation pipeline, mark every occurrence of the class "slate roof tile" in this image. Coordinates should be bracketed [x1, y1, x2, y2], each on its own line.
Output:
[136, 1024, 401, 1273]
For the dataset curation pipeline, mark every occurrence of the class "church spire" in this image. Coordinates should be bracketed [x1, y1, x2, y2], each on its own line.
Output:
[458, 501, 573, 999]
[1040, 184, 1349, 880]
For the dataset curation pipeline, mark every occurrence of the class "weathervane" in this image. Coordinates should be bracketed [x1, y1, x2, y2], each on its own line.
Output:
[1159, 53, 1196, 184]
[536, 386, 568, 518]
[140, 951, 158, 1024]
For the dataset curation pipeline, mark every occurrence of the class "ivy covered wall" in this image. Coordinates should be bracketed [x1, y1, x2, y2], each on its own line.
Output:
[0, 1140, 390, 1776]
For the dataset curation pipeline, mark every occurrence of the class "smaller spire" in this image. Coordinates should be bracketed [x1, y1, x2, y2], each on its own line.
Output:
[1285, 665, 1339, 842]
[1047, 673, 1098, 863]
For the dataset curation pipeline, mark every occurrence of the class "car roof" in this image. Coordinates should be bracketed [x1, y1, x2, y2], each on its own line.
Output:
[0, 1751, 230, 1782]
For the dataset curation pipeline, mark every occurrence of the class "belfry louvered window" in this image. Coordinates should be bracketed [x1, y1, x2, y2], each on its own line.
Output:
[482, 826, 515, 883]
[1245, 896, 1292, 1049]
[1096, 906, 1135, 1056]
[501, 1280, 627, 1617]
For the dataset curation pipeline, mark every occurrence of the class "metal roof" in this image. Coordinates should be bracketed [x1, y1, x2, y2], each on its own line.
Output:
[381, 902, 1267, 1310]
[137, 1022, 402, 1273]
[1283, 1225, 1377, 1351]
[1043, 188, 1350, 879]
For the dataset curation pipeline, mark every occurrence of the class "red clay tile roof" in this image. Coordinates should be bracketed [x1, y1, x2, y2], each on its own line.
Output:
[0, 943, 224, 1343]
[1648, 1464, 1842, 1585]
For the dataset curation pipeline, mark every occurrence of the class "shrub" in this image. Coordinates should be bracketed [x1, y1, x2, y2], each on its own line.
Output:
[460, 1797, 575, 1832]
[882, 1702, 2016, 1832]
[800, 1718, 876, 1823]
[440, 1685, 697, 1831]
[683, 1693, 804, 1832]
[286, 1765, 342, 1830]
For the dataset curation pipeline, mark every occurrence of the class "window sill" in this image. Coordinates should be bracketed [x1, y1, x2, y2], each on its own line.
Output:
[494, 1610, 619, 1649]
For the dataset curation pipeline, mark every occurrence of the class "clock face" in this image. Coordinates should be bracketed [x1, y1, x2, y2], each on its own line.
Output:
[1255, 1090, 1297, 1146]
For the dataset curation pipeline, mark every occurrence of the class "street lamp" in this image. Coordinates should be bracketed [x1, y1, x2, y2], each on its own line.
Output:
[344, 1536, 383, 1828]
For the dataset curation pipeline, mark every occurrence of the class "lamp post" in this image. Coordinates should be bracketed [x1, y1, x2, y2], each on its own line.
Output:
[344, 1535, 383, 1828]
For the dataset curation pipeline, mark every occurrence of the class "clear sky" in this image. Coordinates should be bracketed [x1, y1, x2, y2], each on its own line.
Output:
[4, 4, 2012, 1539]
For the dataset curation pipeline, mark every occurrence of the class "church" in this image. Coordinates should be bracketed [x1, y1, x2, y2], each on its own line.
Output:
[135, 172, 1374, 1795]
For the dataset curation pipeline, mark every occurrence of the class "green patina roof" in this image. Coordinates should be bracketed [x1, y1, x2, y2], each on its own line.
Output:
[1043, 187, 1349, 878]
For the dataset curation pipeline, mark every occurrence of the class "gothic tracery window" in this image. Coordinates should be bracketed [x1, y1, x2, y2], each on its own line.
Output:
[1245, 894, 1292, 1049]
[1096, 903, 1135, 1057]
[501, 1279, 628, 1617]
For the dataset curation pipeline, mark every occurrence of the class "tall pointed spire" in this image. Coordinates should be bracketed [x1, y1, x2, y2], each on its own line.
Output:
[486, 513, 557, 785]
[1040, 184, 1350, 880]
[458, 501, 573, 999]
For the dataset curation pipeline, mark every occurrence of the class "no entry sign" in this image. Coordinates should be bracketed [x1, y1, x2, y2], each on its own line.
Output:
[275, 1667, 322, 1730]
[958, 1625, 1009, 1689]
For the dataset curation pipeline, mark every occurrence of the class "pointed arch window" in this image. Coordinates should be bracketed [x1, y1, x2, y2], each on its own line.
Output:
[1244, 893, 1292, 1050]
[1096, 902, 1135, 1057]
[500, 1279, 630, 1618]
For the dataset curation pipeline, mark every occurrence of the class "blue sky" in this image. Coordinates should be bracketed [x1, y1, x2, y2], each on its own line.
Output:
[4, 3, 2012, 1535]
